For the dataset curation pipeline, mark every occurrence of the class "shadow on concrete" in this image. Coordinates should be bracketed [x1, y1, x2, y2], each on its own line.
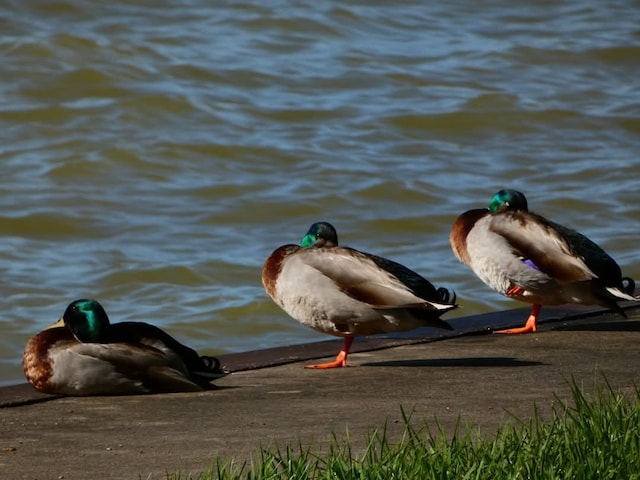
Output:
[362, 357, 545, 368]
[554, 320, 640, 332]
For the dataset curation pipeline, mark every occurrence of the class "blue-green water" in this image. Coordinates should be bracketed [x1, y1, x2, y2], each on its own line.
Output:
[1, 0, 639, 386]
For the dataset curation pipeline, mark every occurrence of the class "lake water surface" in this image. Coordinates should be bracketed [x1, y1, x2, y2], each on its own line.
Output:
[1, 0, 639, 386]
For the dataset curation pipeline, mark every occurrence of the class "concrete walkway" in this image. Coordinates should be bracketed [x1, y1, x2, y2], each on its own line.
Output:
[1, 303, 640, 480]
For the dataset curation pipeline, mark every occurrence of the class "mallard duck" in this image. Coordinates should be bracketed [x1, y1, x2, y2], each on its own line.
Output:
[262, 221, 457, 368]
[22, 299, 227, 395]
[450, 189, 637, 334]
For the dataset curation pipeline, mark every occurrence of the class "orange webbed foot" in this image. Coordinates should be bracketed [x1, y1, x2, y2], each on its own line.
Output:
[494, 304, 541, 335]
[304, 350, 348, 369]
[305, 337, 353, 369]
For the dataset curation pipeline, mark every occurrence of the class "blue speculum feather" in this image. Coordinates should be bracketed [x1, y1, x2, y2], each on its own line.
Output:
[523, 258, 540, 271]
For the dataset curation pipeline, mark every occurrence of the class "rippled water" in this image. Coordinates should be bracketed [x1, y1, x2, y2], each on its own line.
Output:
[1, 1, 639, 386]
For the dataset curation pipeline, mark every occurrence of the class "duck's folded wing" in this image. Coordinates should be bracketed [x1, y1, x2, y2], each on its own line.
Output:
[298, 248, 451, 310]
[55, 343, 204, 394]
[488, 211, 599, 282]
[110, 322, 225, 380]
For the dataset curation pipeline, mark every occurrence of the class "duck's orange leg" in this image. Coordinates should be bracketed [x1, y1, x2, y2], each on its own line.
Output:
[494, 304, 541, 334]
[305, 336, 353, 369]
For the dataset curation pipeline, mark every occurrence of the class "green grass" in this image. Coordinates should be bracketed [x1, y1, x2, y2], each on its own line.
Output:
[167, 382, 640, 480]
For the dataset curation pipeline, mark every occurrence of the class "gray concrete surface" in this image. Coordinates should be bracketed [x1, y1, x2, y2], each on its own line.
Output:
[1, 303, 639, 480]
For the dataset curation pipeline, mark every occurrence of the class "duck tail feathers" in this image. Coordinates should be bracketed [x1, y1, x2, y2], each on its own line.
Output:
[606, 284, 639, 302]
[192, 355, 229, 381]
[436, 287, 457, 306]
[429, 301, 458, 312]
[621, 277, 637, 297]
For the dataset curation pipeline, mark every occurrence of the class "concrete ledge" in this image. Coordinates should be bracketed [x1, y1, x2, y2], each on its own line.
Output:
[2, 301, 636, 408]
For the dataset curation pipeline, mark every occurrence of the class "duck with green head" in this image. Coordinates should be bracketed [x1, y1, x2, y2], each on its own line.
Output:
[450, 189, 637, 334]
[262, 221, 457, 368]
[22, 299, 227, 395]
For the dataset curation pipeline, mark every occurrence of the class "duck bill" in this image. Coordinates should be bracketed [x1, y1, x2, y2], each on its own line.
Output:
[44, 318, 66, 330]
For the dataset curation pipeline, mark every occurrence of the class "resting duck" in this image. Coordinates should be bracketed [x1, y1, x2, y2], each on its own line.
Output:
[262, 221, 457, 368]
[22, 299, 227, 395]
[450, 189, 637, 334]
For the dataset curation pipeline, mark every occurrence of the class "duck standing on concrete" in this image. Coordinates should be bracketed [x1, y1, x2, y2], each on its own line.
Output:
[23, 299, 226, 395]
[450, 189, 637, 334]
[262, 221, 457, 368]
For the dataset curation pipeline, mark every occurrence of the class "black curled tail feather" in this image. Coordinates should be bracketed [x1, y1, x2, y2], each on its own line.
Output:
[200, 355, 229, 375]
[201, 355, 220, 372]
[190, 356, 229, 389]
[437, 287, 457, 305]
[186, 355, 228, 390]
[622, 277, 636, 296]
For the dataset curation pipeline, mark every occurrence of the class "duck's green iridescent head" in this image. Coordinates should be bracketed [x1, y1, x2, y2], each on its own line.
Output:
[62, 299, 111, 342]
[488, 189, 529, 213]
[300, 221, 339, 248]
